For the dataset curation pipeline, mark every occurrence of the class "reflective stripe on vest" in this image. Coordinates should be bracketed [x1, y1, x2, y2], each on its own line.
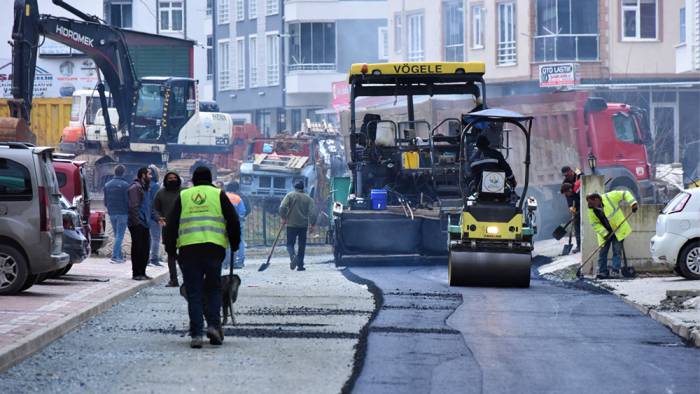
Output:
[177, 185, 228, 249]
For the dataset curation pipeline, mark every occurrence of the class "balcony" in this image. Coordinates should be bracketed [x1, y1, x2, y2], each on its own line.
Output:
[534, 34, 599, 62]
[288, 63, 336, 72]
[497, 40, 517, 65]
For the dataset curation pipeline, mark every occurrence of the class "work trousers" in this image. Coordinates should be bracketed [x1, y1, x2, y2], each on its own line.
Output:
[149, 222, 162, 263]
[180, 256, 222, 337]
[286, 227, 308, 268]
[167, 252, 178, 283]
[598, 236, 623, 274]
[573, 213, 581, 248]
[128, 225, 150, 277]
[109, 214, 128, 262]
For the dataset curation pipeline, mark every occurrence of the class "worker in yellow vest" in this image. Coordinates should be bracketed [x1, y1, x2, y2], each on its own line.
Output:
[586, 190, 638, 279]
[165, 167, 241, 349]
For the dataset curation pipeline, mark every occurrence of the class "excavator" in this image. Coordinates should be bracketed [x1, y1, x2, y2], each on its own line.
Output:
[2, 0, 233, 187]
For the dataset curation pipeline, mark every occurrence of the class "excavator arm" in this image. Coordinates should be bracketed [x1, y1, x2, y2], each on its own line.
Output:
[9, 0, 139, 148]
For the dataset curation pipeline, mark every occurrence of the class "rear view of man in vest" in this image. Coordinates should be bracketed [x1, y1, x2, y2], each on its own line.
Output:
[165, 167, 241, 348]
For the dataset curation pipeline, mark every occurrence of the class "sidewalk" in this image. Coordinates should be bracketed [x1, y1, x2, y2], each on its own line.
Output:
[536, 239, 700, 347]
[0, 258, 168, 372]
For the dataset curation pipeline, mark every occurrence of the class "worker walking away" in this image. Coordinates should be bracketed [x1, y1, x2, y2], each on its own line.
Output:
[128, 167, 156, 280]
[280, 181, 315, 271]
[147, 165, 163, 267]
[104, 165, 130, 264]
[586, 191, 638, 279]
[468, 135, 516, 195]
[165, 166, 240, 348]
[224, 181, 247, 269]
[153, 171, 183, 287]
[560, 182, 581, 253]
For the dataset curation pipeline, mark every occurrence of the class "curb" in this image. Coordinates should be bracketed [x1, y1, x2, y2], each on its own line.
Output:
[0, 270, 169, 372]
[591, 280, 700, 347]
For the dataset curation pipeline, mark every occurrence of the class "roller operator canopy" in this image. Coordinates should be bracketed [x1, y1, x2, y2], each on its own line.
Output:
[348, 62, 486, 97]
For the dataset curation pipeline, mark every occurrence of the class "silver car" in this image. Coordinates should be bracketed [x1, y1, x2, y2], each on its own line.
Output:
[0, 142, 70, 294]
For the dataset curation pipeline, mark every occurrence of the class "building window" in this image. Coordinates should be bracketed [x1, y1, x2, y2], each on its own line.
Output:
[471, 5, 484, 49]
[207, 35, 213, 80]
[394, 13, 402, 53]
[407, 13, 424, 61]
[443, 1, 464, 61]
[266, 33, 280, 85]
[249, 36, 258, 87]
[207, 0, 213, 16]
[378, 27, 389, 60]
[236, 38, 245, 89]
[218, 0, 229, 24]
[680, 6, 686, 44]
[109, 1, 133, 28]
[218, 40, 231, 90]
[534, 0, 598, 62]
[266, 0, 279, 16]
[160, 2, 183, 32]
[497, 2, 516, 65]
[622, 0, 657, 40]
[288, 23, 336, 71]
[249, 0, 257, 19]
[236, 0, 244, 21]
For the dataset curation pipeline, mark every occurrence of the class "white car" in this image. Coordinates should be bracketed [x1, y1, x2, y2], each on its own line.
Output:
[650, 189, 700, 279]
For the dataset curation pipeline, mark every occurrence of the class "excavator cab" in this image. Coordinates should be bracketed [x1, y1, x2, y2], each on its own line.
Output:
[448, 109, 537, 288]
[132, 77, 198, 145]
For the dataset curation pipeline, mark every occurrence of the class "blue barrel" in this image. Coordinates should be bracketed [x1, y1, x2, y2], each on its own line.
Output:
[370, 189, 388, 210]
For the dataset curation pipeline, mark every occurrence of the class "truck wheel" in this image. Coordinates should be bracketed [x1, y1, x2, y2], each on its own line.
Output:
[0, 244, 29, 295]
[608, 180, 640, 202]
[678, 241, 700, 280]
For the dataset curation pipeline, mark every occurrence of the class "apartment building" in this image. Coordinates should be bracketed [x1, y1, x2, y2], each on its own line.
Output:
[283, 0, 388, 132]
[104, 0, 214, 100]
[386, 0, 700, 165]
[214, 0, 285, 135]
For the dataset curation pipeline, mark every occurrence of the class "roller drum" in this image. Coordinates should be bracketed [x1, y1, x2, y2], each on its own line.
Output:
[448, 249, 531, 288]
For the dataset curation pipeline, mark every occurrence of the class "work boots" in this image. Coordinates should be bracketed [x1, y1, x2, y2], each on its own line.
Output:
[190, 337, 203, 349]
[207, 326, 224, 345]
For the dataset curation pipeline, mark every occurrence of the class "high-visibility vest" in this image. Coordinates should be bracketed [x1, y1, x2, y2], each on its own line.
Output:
[177, 185, 228, 249]
[226, 192, 242, 206]
[587, 190, 637, 246]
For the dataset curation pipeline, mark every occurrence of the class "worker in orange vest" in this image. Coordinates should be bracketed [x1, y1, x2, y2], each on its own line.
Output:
[222, 181, 247, 270]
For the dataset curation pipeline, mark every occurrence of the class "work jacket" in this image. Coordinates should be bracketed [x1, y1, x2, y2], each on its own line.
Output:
[177, 185, 228, 249]
[587, 190, 637, 246]
[226, 192, 247, 223]
[103, 176, 130, 215]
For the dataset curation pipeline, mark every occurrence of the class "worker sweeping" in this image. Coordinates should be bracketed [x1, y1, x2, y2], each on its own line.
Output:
[279, 181, 315, 271]
[586, 191, 638, 279]
[165, 166, 240, 348]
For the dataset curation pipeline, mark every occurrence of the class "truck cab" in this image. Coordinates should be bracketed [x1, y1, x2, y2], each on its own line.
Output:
[584, 97, 655, 202]
[59, 90, 114, 154]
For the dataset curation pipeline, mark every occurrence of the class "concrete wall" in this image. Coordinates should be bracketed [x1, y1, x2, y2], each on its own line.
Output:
[580, 175, 667, 275]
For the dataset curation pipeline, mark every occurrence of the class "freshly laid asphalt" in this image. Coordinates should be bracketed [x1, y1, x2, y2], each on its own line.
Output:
[346, 257, 700, 394]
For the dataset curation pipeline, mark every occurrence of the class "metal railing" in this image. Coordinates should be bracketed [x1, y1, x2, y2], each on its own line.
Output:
[267, 64, 280, 85]
[497, 40, 517, 65]
[242, 198, 329, 246]
[288, 63, 336, 72]
[533, 34, 599, 62]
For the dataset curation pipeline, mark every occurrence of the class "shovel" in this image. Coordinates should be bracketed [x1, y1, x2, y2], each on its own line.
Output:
[258, 221, 284, 272]
[561, 227, 574, 256]
[620, 241, 637, 278]
[552, 217, 573, 240]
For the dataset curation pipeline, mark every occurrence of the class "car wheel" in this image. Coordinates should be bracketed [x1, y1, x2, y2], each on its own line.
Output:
[0, 244, 29, 295]
[678, 241, 700, 280]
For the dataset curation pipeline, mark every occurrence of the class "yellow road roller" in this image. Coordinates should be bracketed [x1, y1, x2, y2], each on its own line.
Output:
[447, 109, 537, 288]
